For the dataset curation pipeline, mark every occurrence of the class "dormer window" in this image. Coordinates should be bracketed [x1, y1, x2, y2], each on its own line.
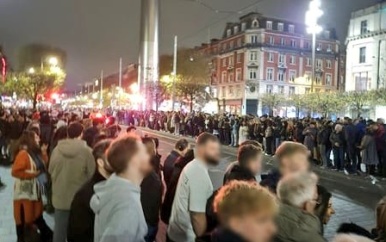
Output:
[234, 26, 239, 34]
[241, 22, 247, 31]
[252, 19, 259, 28]
[227, 29, 232, 37]
[278, 23, 284, 31]
[266, 21, 273, 30]
[289, 24, 295, 33]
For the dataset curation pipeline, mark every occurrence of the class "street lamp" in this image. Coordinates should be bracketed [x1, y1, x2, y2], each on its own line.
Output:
[306, 0, 323, 93]
[48, 57, 58, 66]
[28, 67, 35, 74]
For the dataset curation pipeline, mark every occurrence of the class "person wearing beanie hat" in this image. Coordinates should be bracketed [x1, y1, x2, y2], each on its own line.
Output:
[49, 122, 95, 242]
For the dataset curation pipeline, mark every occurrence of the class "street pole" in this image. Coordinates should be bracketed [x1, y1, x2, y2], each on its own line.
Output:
[311, 32, 316, 93]
[172, 35, 178, 111]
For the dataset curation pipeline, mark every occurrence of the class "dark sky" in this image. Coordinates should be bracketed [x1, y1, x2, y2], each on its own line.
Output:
[0, 0, 379, 90]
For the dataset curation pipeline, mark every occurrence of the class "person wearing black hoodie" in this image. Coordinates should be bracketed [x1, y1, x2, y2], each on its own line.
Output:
[67, 139, 113, 242]
[163, 138, 190, 187]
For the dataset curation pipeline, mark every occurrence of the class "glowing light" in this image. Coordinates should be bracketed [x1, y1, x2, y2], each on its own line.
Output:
[48, 57, 58, 66]
[130, 83, 139, 93]
[95, 113, 103, 118]
[51, 93, 59, 99]
[306, 0, 323, 34]
[28, 67, 35, 74]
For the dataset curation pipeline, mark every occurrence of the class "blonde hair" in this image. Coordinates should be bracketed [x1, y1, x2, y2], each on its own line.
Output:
[214, 181, 278, 223]
[377, 196, 386, 234]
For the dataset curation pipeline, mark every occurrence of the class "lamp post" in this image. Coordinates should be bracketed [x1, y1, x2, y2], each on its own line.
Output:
[306, 0, 323, 93]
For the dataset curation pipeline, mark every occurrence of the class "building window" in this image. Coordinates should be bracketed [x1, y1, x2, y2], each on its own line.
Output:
[305, 71, 312, 82]
[249, 51, 258, 61]
[249, 69, 257, 80]
[326, 74, 332, 86]
[229, 73, 234, 82]
[279, 54, 285, 64]
[305, 87, 311, 93]
[229, 41, 234, 49]
[269, 36, 275, 45]
[278, 85, 285, 94]
[315, 74, 322, 84]
[327, 44, 332, 52]
[236, 85, 241, 98]
[222, 86, 226, 97]
[306, 58, 311, 66]
[229, 85, 234, 95]
[236, 68, 242, 81]
[359, 47, 366, 63]
[316, 59, 323, 69]
[266, 21, 273, 30]
[290, 39, 296, 47]
[268, 52, 274, 62]
[278, 23, 284, 31]
[289, 70, 296, 82]
[280, 38, 285, 46]
[241, 22, 246, 31]
[221, 71, 227, 83]
[360, 20, 368, 35]
[227, 29, 232, 37]
[229, 56, 234, 66]
[278, 71, 285, 81]
[237, 38, 242, 47]
[266, 68, 274, 80]
[222, 58, 227, 67]
[289, 24, 295, 33]
[250, 35, 258, 43]
[290, 55, 296, 65]
[234, 26, 239, 34]
[326, 60, 332, 69]
[222, 43, 226, 51]
[289, 86, 295, 95]
[317, 43, 322, 51]
[252, 19, 259, 28]
[305, 42, 310, 49]
[266, 85, 273, 93]
[236, 53, 242, 63]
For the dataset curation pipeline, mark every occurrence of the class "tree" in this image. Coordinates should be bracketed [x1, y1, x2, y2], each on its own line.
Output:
[375, 88, 386, 105]
[308, 92, 345, 118]
[3, 70, 64, 109]
[17, 43, 66, 71]
[261, 93, 285, 116]
[160, 48, 210, 111]
[344, 90, 377, 117]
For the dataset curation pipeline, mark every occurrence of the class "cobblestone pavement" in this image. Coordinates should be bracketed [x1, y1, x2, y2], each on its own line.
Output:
[0, 129, 383, 242]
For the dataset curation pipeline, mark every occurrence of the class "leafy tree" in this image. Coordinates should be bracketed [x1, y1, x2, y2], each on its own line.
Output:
[308, 92, 345, 118]
[261, 93, 285, 116]
[17, 43, 66, 71]
[288, 94, 309, 118]
[344, 90, 377, 117]
[375, 88, 386, 105]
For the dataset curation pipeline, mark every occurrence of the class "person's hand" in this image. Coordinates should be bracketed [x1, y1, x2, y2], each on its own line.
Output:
[41, 144, 48, 153]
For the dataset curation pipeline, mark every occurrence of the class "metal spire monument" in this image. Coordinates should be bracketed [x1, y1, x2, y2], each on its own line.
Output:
[138, 0, 160, 110]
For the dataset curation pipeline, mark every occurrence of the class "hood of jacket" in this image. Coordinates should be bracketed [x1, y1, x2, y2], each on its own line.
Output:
[90, 174, 141, 215]
[55, 139, 89, 158]
[275, 203, 325, 242]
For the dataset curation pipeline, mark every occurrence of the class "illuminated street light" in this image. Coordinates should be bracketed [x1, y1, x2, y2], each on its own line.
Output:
[48, 57, 59, 66]
[306, 0, 323, 93]
[28, 67, 35, 74]
[130, 83, 139, 93]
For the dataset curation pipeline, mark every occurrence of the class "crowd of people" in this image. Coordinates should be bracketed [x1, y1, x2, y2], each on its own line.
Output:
[0, 107, 385, 242]
[120, 110, 386, 177]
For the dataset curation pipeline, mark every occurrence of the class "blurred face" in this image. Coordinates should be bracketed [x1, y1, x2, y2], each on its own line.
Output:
[130, 141, 151, 177]
[304, 185, 318, 214]
[34, 133, 40, 146]
[279, 152, 310, 177]
[181, 144, 191, 156]
[247, 153, 263, 176]
[323, 198, 335, 224]
[200, 140, 221, 165]
[229, 212, 277, 242]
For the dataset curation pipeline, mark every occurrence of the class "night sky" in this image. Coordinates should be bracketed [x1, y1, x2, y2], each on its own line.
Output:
[0, 0, 380, 89]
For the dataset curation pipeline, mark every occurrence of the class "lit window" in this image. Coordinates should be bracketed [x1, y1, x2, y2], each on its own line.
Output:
[278, 23, 284, 31]
[266, 21, 273, 30]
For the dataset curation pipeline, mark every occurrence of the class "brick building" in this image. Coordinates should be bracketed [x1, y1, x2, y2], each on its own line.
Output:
[211, 12, 342, 115]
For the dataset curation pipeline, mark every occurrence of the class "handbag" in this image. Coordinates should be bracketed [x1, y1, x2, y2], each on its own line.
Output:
[13, 154, 39, 201]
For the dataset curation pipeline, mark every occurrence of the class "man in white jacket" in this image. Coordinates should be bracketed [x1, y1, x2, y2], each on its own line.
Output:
[90, 134, 150, 242]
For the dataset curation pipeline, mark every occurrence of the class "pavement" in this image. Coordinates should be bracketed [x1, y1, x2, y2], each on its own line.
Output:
[0, 128, 384, 241]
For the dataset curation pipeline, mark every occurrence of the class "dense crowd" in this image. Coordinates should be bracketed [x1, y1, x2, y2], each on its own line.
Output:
[121, 110, 386, 177]
[0, 108, 385, 242]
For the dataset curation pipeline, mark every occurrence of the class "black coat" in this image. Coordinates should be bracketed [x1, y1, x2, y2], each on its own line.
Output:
[163, 150, 181, 187]
[196, 228, 248, 242]
[67, 172, 106, 242]
[141, 170, 162, 226]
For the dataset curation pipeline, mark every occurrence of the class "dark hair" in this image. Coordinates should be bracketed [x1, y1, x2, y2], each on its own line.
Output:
[314, 185, 332, 223]
[126, 126, 136, 133]
[107, 135, 140, 174]
[238, 144, 263, 167]
[175, 139, 189, 152]
[275, 141, 308, 161]
[93, 134, 108, 146]
[67, 122, 84, 139]
[13, 131, 41, 159]
[196, 132, 218, 146]
[239, 140, 263, 148]
[28, 126, 41, 137]
[93, 139, 112, 161]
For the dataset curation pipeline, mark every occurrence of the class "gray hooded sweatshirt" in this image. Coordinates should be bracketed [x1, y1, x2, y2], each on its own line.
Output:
[90, 174, 147, 242]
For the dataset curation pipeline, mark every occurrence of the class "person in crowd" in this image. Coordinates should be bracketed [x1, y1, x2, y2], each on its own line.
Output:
[12, 131, 52, 242]
[167, 133, 220, 242]
[230, 116, 239, 147]
[374, 196, 386, 242]
[331, 234, 375, 242]
[198, 181, 278, 242]
[265, 120, 274, 155]
[141, 137, 163, 242]
[238, 120, 249, 146]
[8, 114, 24, 161]
[126, 125, 137, 133]
[303, 121, 317, 161]
[344, 118, 360, 173]
[358, 126, 379, 175]
[314, 185, 335, 234]
[371, 120, 386, 177]
[275, 172, 326, 242]
[49, 122, 95, 242]
[330, 124, 345, 171]
[90, 134, 150, 242]
[83, 119, 103, 147]
[317, 121, 332, 168]
[163, 138, 190, 186]
[49, 125, 68, 155]
[223, 144, 263, 184]
[67, 139, 113, 242]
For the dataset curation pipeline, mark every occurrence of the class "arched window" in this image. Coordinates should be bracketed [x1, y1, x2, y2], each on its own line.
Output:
[252, 19, 259, 28]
